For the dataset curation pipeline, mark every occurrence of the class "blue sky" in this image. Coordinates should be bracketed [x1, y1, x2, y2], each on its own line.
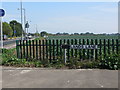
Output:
[1, 2, 118, 34]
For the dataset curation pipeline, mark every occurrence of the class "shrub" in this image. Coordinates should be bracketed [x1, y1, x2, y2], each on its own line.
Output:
[67, 58, 99, 69]
[99, 54, 120, 70]
[41, 59, 51, 67]
[1, 48, 16, 65]
[51, 59, 65, 69]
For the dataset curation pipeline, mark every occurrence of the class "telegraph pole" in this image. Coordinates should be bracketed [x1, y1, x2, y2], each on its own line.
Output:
[18, 7, 26, 38]
[23, 8, 26, 36]
[20, 0, 23, 40]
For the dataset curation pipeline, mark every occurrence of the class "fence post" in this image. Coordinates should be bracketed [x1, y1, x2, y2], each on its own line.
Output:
[26, 40, 28, 60]
[64, 40, 67, 64]
[49, 40, 52, 62]
[20, 40, 22, 59]
[53, 39, 55, 60]
[64, 48, 67, 64]
[71, 39, 74, 58]
[67, 39, 70, 60]
[39, 40, 41, 60]
[29, 40, 32, 59]
[91, 39, 94, 60]
[79, 39, 82, 60]
[16, 40, 20, 58]
[36, 40, 38, 60]
[99, 39, 102, 60]
[83, 39, 85, 60]
[104, 39, 106, 59]
[33, 40, 35, 59]
[42, 40, 45, 60]
[75, 39, 77, 58]
[95, 39, 98, 60]
[23, 40, 25, 58]
[60, 40, 62, 61]
[108, 39, 110, 55]
[46, 40, 48, 59]
[87, 39, 89, 60]
[116, 39, 118, 54]
[56, 39, 59, 59]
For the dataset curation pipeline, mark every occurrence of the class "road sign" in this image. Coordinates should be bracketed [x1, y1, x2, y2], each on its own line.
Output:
[14, 30, 16, 33]
[25, 22, 29, 28]
[71, 45, 98, 49]
[0, 9, 5, 17]
[0, 9, 5, 48]
[61, 44, 98, 49]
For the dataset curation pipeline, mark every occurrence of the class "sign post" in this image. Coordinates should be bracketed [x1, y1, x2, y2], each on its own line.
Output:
[61, 44, 98, 62]
[0, 9, 5, 49]
[64, 48, 67, 64]
[61, 44, 98, 50]
[61, 44, 70, 64]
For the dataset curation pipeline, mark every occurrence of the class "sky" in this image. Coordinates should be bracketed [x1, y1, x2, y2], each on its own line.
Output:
[1, 2, 118, 34]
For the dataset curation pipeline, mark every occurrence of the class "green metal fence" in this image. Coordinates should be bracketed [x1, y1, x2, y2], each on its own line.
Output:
[16, 39, 120, 62]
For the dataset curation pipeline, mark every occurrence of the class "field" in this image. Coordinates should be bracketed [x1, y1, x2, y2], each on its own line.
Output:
[46, 35, 119, 40]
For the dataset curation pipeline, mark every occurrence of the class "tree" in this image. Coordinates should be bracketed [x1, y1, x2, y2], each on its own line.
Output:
[63, 32, 69, 35]
[40, 31, 48, 37]
[74, 33, 79, 35]
[3, 22, 13, 37]
[56, 32, 61, 35]
[9, 20, 23, 37]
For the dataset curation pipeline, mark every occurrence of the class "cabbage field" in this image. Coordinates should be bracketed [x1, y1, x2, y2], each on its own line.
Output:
[46, 35, 119, 40]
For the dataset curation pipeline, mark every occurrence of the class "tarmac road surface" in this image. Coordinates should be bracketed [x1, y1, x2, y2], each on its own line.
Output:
[3, 39, 17, 46]
[1, 66, 118, 88]
[3, 38, 21, 46]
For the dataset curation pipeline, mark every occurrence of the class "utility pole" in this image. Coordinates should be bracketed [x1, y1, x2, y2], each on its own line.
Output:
[23, 8, 26, 37]
[36, 24, 39, 36]
[18, 7, 26, 38]
[20, 0, 23, 41]
[36, 24, 37, 33]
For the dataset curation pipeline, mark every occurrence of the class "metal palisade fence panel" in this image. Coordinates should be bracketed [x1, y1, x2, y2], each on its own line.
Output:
[16, 39, 120, 62]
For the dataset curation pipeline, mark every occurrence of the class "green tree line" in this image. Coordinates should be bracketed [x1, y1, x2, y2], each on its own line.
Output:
[3, 20, 23, 37]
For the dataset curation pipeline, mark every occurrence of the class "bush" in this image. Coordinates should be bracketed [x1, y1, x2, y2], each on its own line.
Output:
[67, 58, 99, 69]
[1, 48, 43, 67]
[99, 54, 120, 70]
[1, 48, 16, 65]
[1, 48, 119, 70]
[2, 56, 43, 67]
[51, 59, 65, 69]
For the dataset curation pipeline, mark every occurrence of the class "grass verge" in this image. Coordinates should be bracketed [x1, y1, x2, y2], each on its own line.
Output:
[1, 48, 120, 70]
